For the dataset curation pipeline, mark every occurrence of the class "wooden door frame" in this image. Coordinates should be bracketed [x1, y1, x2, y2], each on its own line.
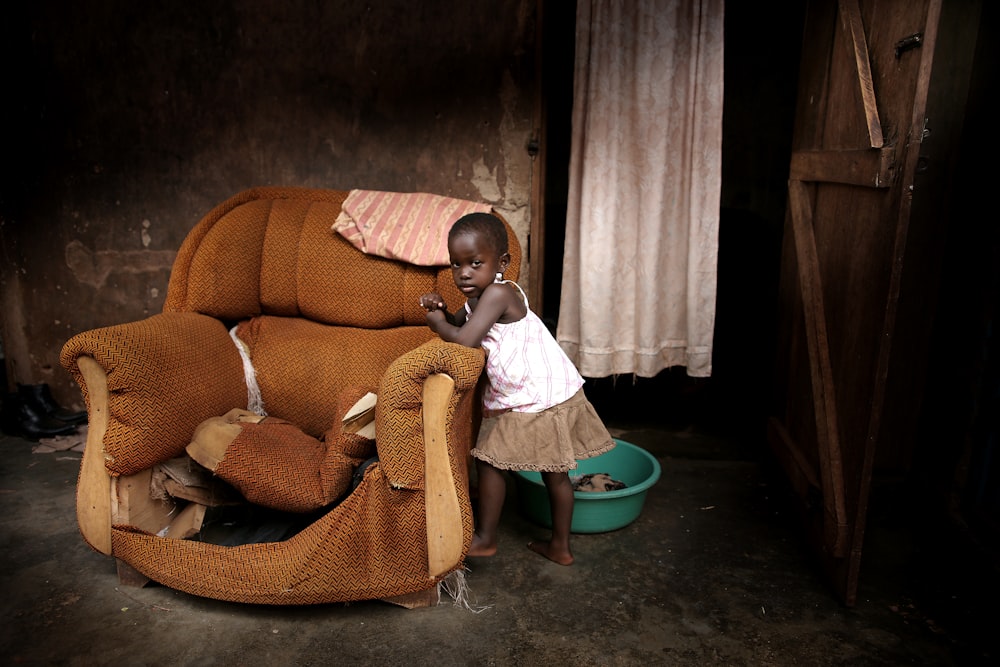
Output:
[528, 0, 547, 311]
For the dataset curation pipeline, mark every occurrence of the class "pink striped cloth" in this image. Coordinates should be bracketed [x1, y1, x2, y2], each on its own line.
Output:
[331, 190, 492, 266]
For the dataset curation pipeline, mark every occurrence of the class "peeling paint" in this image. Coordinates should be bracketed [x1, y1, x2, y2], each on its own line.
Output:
[65, 240, 176, 290]
[471, 159, 502, 202]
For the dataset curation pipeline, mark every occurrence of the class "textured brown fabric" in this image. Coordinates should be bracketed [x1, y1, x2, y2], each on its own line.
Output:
[296, 201, 424, 327]
[193, 387, 378, 512]
[107, 339, 482, 605]
[212, 417, 374, 513]
[60, 312, 247, 476]
[165, 186, 520, 328]
[109, 472, 432, 604]
[376, 340, 485, 490]
[165, 188, 346, 316]
[61, 186, 517, 604]
[234, 316, 435, 437]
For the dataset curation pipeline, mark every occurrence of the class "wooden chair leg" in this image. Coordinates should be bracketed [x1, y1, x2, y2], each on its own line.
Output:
[116, 558, 151, 588]
[381, 585, 440, 609]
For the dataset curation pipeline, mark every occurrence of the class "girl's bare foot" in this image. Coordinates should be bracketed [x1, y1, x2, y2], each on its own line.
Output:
[467, 532, 497, 558]
[527, 541, 574, 565]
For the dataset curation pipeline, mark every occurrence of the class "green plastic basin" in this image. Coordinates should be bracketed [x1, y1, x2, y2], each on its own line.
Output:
[513, 439, 661, 533]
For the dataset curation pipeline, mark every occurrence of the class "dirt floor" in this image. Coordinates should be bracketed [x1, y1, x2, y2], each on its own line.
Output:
[1, 412, 997, 665]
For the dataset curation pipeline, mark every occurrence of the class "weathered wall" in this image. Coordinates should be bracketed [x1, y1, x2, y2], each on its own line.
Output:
[2, 0, 537, 408]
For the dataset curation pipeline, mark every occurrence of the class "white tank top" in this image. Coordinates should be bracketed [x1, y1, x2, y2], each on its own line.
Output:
[466, 281, 583, 413]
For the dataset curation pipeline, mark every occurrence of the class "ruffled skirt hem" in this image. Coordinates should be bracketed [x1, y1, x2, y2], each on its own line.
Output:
[470, 389, 615, 473]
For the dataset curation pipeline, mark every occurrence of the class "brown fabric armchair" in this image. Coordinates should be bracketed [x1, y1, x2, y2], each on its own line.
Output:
[60, 186, 520, 606]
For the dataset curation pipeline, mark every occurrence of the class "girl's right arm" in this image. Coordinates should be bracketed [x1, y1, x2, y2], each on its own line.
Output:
[424, 283, 511, 348]
[420, 292, 468, 329]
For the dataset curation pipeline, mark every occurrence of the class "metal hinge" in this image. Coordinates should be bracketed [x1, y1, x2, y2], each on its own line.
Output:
[895, 33, 923, 58]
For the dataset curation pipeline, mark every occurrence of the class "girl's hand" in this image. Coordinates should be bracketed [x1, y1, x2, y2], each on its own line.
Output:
[419, 292, 446, 312]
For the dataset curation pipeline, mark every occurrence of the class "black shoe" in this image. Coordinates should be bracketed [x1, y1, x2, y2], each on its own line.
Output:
[1, 393, 78, 441]
[18, 383, 88, 425]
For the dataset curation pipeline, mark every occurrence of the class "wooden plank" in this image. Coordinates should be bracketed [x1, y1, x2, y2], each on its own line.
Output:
[528, 0, 546, 313]
[423, 373, 464, 578]
[75, 356, 113, 555]
[152, 456, 243, 506]
[791, 0, 839, 149]
[775, 0, 947, 609]
[837, 0, 946, 606]
[788, 180, 849, 557]
[342, 391, 377, 436]
[789, 148, 894, 188]
[161, 478, 240, 507]
[115, 468, 177, 535]
[160, 502, 207, 540]
[838, 0, 884, 147]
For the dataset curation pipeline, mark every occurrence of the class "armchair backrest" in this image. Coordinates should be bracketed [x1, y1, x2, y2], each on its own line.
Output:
[164, 186, 521, 326]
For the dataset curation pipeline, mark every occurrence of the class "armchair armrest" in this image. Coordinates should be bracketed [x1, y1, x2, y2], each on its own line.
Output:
[375, 339, 484, 489]
[61, 312, 248, 554]
[375, 339, 485, 577]
[423, 373, 463, 577]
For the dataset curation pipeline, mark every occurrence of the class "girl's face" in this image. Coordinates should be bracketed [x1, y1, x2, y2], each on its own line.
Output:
[448, 232, 508, 300]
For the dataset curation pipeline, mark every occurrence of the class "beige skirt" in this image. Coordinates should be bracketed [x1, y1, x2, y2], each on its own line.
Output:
[470, 389, 616, 473]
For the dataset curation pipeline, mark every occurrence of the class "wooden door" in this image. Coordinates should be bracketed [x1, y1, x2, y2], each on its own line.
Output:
[768, 0, 943, 606]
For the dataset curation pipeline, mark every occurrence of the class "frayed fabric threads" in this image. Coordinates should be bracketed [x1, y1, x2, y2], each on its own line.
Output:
[439, 568, 491, 613]
[229, 326, 266, 416]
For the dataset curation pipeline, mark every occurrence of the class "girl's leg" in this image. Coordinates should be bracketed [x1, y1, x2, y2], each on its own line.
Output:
[468, 460, 505, 557]
[528, 471, 575, 565]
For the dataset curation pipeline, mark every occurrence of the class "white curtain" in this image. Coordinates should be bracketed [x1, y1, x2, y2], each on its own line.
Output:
[557, 0, 724, 378]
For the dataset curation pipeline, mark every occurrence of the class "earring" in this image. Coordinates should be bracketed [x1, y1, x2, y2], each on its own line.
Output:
[495, 272, 504, 283]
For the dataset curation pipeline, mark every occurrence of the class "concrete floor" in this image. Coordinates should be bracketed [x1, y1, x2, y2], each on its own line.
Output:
[1, 403, 997, 666]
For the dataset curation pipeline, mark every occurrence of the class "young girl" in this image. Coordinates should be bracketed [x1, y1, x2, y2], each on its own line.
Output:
[419, 212, 615, 565]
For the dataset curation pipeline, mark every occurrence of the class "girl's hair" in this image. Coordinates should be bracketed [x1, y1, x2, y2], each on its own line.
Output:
[449, 212, 508, 255]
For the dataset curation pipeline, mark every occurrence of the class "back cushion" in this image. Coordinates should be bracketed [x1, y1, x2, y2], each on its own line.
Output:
[287, 200, 442, 327]
[179, 198, 271, 319]
[166, 187, 519, 327]
[167, 189, 462, 327]
[235, 316, 436, 437]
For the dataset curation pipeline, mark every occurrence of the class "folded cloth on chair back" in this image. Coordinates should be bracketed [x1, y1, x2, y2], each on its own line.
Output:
[332, 190, 492, 266]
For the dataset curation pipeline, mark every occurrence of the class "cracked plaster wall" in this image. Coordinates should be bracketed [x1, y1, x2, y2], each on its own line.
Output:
[3, 0, 537, 408]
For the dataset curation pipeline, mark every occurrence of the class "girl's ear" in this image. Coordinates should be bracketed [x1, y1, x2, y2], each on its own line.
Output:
[499, 252, 511, 273]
